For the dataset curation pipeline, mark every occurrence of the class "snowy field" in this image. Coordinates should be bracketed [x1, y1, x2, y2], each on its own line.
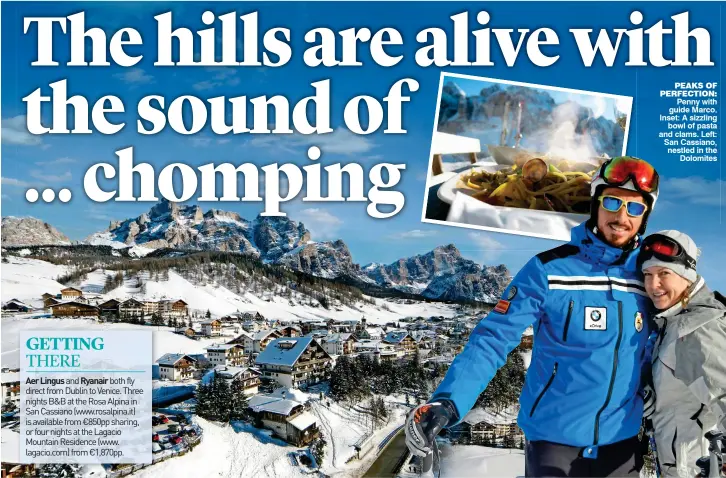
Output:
[439, 444, 525, 477]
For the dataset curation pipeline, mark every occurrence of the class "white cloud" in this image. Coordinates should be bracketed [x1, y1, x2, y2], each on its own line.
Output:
[296, 208, 343, 240]
[192, 80, 217, 91]
[114, 68, 154, 85]
[1, 115, 43, 146]
[190, 137, 213, 147]
[35, 157, 77, 166]
[247, 129, 376, 156]
[467, 231, 505, 262]
[390, 229, 437, 239]
[662, 177, 723, 206]
[30, 170, 72, 183]
[1, 177, 31, 187]
[192, 67, 241, 91]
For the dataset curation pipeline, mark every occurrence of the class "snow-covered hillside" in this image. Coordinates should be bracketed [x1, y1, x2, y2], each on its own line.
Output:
[0, 256, 69, 307]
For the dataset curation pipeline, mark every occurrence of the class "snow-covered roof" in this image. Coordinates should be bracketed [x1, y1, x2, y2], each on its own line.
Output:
[205, 343, 242, 352]
[201, 320, 221, 326]
[288, 411, 317, 431]
[214, 366, 260, 380]
[2, 298, 31, 308]
[156, 353, 196, 366]
[1, 372, 19, 384]
[383, 331, 409, 344]
[253, 329, 279, 341]
[324, 333, 353, 343]
[255, 337, 313, 367]
[248, 394, 304, 416]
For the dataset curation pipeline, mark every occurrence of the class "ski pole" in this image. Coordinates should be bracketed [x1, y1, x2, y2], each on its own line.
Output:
[420, 414, 447, 477]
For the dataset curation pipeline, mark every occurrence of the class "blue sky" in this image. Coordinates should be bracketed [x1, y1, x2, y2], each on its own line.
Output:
[2, 2, 724, 290]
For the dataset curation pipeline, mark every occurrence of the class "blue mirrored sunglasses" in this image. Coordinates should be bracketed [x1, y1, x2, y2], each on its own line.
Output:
[598, 195, 648, 217]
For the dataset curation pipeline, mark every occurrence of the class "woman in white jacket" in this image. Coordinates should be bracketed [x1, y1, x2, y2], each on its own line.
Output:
[640, 230, 726, 477]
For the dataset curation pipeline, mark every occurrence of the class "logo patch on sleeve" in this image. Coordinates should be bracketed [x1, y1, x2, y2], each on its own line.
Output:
[494, 299, 511, 314]
[585, 306, 607, 330]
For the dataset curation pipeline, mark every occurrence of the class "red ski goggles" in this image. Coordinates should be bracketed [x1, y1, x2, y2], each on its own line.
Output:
[639, 234, 697, 270]
[601, 157, 659, 194]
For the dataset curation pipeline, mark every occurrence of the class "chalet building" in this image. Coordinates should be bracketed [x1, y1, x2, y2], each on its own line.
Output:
[221, 312, 244, 323]
[255, 337, 332, 389]
[156, 354, 197, 381]
[213, 366, 261, 396]
[119, 298, 144, 319]
[201, 319, 222, 337]
[355, 340, 401, 362]
[142, 300, 159, 316]
[42, 293, 60, 308]
[1, 299, 32, 313]
[205, 344, 245, 367]
[60, 287, 83, 301]
[227, 331, 252, 346]
[1, 370, 20, 404]
[98, 299, 120, 316]
[247, 393, 319, 446]
[161, 299, 189, 318]
[321, 333, 358, 356]
[243, 329, 282, 354]
[276, 325, 302, 337]
[364, 327, 385, 340]
[183, 327, 197, 338]
[383, 332, 418, 356]
[50, 301, 99, 318]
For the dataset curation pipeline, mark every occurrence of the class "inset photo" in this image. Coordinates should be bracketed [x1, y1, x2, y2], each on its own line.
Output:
[422, 73, 632, 241]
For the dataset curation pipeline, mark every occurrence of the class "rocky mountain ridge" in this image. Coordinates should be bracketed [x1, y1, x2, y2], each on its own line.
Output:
[9, 200, 510, 303]
[1, 217, 72, 247]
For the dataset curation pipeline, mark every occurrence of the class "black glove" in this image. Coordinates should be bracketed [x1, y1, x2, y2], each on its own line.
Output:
[404, 400, 458, 457]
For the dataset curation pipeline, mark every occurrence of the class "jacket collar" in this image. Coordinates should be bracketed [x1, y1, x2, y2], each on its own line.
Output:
[571, 222, 638, 267]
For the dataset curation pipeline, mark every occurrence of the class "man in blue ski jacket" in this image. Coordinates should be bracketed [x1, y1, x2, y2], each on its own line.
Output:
[405, 157, 661, 477]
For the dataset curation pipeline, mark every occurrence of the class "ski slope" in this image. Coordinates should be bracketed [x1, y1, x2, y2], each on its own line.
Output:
[0, 256, 69, 307]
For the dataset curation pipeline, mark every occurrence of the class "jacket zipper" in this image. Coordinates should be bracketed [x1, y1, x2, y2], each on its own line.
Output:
[563, 301, 574, 342]
[530, 362, 558, 417]
[593, 301, 623, 445]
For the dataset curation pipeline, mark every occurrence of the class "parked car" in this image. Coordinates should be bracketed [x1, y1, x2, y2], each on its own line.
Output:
[152, 416, 160, 426]
[152, 433, 159, 442]
[159, 415, 169, 424]
[170, 435, 183, 445]
[168, 424, 179, 433]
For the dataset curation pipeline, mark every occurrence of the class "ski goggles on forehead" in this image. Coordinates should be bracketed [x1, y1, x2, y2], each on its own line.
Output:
[601, 157, 659, 193]
[641, 234, 697, 270]
[598, 195, 648, 217]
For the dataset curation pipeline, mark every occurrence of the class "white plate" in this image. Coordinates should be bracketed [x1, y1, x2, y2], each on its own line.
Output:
[437, 163, 588, 220]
